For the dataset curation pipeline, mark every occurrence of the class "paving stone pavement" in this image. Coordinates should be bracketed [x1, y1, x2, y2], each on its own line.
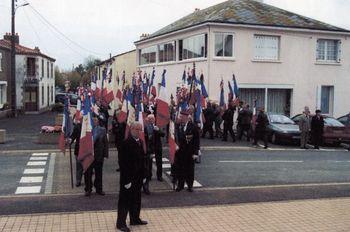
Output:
[1, 197, 350, 232]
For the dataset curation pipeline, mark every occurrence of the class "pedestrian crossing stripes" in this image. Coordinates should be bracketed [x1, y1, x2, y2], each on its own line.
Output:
[157, 157, 203, 188]
[15, 153, 51, 195]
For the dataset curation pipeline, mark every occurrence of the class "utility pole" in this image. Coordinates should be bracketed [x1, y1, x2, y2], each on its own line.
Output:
[11, 0, 16, 117]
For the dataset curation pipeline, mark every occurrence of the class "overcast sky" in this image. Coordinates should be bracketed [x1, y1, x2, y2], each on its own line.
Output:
[0, 0, 349, 70]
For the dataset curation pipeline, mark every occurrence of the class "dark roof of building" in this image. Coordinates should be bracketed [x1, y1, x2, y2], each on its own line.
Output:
[140, 0, 350, 42]
[0, 39, 56, 61]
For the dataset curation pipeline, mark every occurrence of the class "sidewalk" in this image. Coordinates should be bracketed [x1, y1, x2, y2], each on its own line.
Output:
[1, 197, 349, 232]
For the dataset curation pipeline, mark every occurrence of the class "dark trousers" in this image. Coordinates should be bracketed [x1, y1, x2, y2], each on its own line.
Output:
[223, 123, 235, 141]
[143, 156, 152, 192]
[155, 151, 162, 179]
[202, 122, 214, 139]
[238, 124, 251, 141]
[117, 182, 142, 227]
[84, 161, 103, 193]
[75, 156, 83, 184]
[312, 132, 323, 148]
[253, 130, 268, 147]
[177, 162, 195, 189]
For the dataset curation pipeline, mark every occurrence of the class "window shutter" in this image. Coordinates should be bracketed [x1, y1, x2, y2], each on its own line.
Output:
[337, 40, 342, 63]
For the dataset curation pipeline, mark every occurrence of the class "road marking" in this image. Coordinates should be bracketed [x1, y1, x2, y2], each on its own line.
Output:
[30, 157, 48, 161]
[162, 163, 171, 168]
[27, 161, 46, 166]
[15, 186, 41, 194]
[219, 160, 304, 163]
[329, 161, 350, 163]
[44, 153, 55, 194]
[20, 176, 43, 183]
[32, 153, 49, 156]
[23, 168, 45, 174]
[162, 158, 169, 162]
[166, 171, 171, 175]
[198, 182, 350, 192]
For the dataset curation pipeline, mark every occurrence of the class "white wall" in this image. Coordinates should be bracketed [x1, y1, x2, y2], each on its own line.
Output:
[136, 24, 350, 118]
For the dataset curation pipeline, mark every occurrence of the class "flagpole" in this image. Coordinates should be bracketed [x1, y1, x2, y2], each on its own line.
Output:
[69, 143, 74, 189]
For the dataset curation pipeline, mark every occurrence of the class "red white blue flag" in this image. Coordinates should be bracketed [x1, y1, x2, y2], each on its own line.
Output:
[156, 70, 170, 128]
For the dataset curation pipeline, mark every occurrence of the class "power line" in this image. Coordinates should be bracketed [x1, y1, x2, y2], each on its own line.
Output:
[26, 5, 86, 59]
[28, 4, 107, 57]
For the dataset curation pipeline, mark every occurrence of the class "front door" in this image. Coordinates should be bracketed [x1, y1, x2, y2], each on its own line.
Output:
[24, 87, 38, 112]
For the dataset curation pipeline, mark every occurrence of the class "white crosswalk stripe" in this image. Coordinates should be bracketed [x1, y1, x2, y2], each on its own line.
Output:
[30, 157, 48, 161]
[15, 186, 41, 194]
[27, 161, 46, 166]
[31, 153, 49, 156]
[20, 176, 43, 183]
[23, 169, 45, 174]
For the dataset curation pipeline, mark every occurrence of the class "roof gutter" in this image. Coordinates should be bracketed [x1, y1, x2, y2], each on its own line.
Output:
[135, 21, 350, 45]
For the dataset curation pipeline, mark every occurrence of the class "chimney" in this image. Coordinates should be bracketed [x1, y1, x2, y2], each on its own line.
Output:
[254, 0, 264, 3]
[140, 33, 150, 40]
[194, 8, 200, 12]
[3, 33, 19, 44]
[34, 47, 40, 52]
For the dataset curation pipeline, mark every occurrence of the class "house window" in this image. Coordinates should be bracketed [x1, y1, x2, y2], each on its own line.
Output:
[320, 86, 334, 115]
[0, 53, 3, 72]
[214, 33, 234, 57]
[0, 84, 6, 108]
[27, 58, 36, 77]
[179, 34, 207, 61]
[41, 86, 44, 106]
[47, 61, 49, 78]
[254, 35, 280, 60]
[316, 39, 341, 62]
[139, 46, 157, 65]
[51, 63, 53, 78]
[42, 59, 44, 77]
[158, 41, 176, 63]
[51, 86, 53, 102]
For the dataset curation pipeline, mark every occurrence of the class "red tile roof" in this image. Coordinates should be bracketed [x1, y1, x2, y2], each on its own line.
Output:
[0, 39, 55, 62]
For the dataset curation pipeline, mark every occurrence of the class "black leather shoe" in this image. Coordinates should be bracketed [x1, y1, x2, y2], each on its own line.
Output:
[143, 189, 150, 195]
[157, 177, 163, 182]
[116, 225, 130, 232]
[187, 188, 193, 192]
[175, 187, 183, 192]
[96, 191, 105, 196]
[75, 182, 81, 187]
[130, 219, 148, 225]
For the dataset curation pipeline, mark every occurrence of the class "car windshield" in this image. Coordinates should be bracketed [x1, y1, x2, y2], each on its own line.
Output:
[269, 115, 295, 124]
[324, 117, 344, 127]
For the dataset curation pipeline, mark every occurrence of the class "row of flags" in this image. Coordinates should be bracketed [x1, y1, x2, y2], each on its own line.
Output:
[59, 64, 240, 168]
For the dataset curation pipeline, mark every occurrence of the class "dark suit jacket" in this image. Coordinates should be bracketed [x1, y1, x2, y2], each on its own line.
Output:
[119, 137, 145, 186]
[311, 115, 324, 135]
[144, 124, 165, 154]
[70, 123, 82, 156]
[93, 126, 109, 162]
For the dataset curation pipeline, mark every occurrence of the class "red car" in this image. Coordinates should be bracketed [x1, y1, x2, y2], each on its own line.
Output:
[292, 114, 350, 145]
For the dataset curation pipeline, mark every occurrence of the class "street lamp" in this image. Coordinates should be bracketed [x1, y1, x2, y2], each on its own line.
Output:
[11, 0, 29, 117]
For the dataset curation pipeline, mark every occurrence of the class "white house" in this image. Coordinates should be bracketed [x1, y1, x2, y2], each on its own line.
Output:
[135, 0, 350, 118]
[0, 34, 56, 113]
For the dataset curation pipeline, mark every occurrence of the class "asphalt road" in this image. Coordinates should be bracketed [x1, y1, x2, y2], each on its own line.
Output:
[196, 149, 350, 188]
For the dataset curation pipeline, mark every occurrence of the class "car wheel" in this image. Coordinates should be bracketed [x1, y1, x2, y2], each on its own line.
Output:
[271, 133, 278, 144]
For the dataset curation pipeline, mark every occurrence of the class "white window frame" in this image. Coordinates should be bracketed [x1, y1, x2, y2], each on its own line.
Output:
[0, 52, 3, 72]
[139, 46, 157, 66]
[0, 82, 7, 108]
[158, 41, 176, 63]
[214, 32, 235, 59]
[316, 39, 341, 63]
[179, 33, 207, 61]
[253, 35, 280, 61]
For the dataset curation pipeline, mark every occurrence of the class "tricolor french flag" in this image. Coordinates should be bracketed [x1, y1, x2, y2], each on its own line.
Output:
[78, 93, 94, 172]
[219, 80, 226, 109]
[136, 102, 147, 153]
[101, 66, 114, 105]
[124, 90, 136, 139]
[156, 70, 170, 128]
[168, 120, 177, 164]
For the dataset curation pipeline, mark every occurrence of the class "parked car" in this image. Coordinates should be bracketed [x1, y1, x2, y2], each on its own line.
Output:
[266, 113, 301, 144]
[292, 114, 350, 145]
[337, 114, 350, 126]
[55, 93, 78, 106]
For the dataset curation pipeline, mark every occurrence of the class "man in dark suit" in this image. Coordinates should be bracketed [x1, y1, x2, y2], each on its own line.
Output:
[253, 107, 269, 149]
[174, 112, 200, 192]
[70, 118, 83, 187]
[84, 114, 109, 196]
[112, 109, 126, 172]
[311, 110, 324, 149]
[144, 114, 165, 185]
[222, 101, 236, 142]
[116, 122, 148, 232]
